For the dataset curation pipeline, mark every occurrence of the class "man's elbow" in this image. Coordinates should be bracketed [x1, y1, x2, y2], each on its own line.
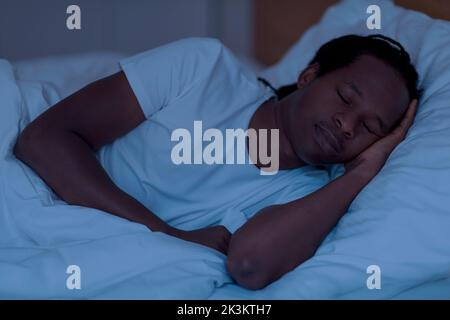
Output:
[14, 123, 46, 161]
[226, 255, 271, 290]
[14, 127, 32, 160]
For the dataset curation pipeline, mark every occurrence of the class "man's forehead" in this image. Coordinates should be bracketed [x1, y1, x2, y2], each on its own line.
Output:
[334, 56, 410, 127]
[338, 55, 395, 79]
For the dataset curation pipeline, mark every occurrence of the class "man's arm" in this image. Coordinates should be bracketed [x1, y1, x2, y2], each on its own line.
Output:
[226, 169, 370, 290]
[226, 99, 418, 290]
[14, 71, 231, 254]
[14, 71, 173, 232]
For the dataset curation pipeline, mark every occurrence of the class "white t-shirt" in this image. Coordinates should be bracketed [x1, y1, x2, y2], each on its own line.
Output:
[96, 38, 329, 233]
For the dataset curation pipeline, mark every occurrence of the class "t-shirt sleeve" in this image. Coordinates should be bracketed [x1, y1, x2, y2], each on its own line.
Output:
[119, 37, 224, 119]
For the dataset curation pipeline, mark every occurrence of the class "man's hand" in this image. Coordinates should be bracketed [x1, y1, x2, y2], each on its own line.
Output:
[344, 99, 418, 179]
[167, 225, 232, 255]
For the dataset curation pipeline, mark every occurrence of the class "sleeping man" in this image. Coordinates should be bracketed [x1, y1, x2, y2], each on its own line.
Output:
[14, 34, 420, 290]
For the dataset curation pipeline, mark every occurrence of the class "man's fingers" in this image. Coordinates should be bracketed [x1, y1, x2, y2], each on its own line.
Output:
[218, 237, 230, 255]
[399, 99, 418, 131]
[215, 225, 232, 255]
[392, 99, 418, 136]
[343, 99, 418, 174]
[400, 99, 418, 128]
[362, 99, 418, 153]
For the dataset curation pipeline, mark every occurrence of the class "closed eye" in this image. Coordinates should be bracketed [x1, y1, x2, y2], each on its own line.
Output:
[363, 122, 381, 137]
[336, 89, 350, 105]
[336, 88, 381, 137]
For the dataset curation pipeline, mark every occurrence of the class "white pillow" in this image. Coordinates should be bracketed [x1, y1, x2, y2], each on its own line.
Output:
[13, 51, 126, 99]
[257, 0, 450, 298]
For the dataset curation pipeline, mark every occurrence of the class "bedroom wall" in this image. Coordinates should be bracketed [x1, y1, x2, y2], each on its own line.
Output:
[0, 0, 254, 62]
[254, 0, 450, 66]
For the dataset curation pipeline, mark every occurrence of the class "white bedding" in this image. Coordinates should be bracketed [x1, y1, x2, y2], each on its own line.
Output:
[2, 0, 450, 299]
[12, 51, 127, 99]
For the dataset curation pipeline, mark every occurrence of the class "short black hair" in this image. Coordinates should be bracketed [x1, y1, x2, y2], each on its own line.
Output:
[276, 34, 422, 100]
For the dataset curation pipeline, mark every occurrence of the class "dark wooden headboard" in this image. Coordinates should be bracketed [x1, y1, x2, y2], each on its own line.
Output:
[254, 0, 450, 66]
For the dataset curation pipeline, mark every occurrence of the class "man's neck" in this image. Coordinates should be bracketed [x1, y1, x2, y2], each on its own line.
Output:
[249, 98, 306, 170]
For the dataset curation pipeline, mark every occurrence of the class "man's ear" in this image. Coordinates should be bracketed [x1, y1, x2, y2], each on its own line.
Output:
[297, 62, 320, 89]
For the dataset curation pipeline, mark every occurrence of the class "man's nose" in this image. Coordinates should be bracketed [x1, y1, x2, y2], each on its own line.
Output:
[333, 112, 356, 139]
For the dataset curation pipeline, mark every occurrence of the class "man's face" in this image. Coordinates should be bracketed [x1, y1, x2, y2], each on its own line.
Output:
[286, 54, 411, 165]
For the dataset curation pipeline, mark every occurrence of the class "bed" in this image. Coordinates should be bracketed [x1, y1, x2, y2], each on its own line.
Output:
[1, 0, 450, 299]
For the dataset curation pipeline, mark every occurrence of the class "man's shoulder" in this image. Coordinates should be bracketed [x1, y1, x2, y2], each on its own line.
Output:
[168, 37, 225, 56]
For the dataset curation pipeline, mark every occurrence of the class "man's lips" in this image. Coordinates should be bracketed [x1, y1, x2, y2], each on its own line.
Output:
[314, 122, 342, 154]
